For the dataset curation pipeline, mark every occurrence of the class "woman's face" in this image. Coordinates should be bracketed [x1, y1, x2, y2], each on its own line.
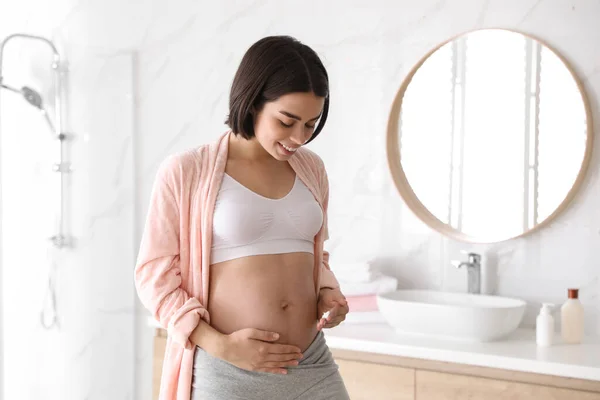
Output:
[253, 92, 325, 161]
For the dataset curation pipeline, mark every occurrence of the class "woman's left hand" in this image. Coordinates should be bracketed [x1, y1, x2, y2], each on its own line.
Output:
[316, 288, 349, 330]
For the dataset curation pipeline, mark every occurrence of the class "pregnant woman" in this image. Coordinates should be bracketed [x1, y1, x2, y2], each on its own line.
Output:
[135, 36, 350, 400]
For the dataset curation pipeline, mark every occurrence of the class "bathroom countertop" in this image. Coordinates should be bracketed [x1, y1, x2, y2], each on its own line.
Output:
[324, 322, 600, 381]
[147, 317, 600, 381]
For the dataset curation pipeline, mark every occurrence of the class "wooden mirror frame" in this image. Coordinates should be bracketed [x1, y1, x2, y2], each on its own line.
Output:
[386, 28, 594, 244]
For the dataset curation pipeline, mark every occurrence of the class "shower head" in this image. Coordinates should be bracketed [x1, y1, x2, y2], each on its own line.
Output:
[1, 82, 55, 134]
[21, 86, 44, 109]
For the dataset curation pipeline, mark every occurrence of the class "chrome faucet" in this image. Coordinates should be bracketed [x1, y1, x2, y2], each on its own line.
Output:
[452, 252, 481, 294]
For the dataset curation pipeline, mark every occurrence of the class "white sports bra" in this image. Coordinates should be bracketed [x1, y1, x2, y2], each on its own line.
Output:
[210, 173, 324, 264]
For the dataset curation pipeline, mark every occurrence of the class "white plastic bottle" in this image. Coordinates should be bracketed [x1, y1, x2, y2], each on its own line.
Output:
[536, 303, 554, 347]
[561, 288, 584, 344]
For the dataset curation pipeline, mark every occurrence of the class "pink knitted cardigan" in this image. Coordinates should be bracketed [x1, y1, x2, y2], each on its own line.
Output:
[134, 131, 339, 400]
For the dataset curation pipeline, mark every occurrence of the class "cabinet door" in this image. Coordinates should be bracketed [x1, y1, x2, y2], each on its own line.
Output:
[416, 370, 600, 400]
[153, 333, 167, 400]
[335, 359, 415, 400]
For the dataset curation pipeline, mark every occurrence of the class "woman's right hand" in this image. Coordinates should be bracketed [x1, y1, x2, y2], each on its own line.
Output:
[219, 328, 303, 374]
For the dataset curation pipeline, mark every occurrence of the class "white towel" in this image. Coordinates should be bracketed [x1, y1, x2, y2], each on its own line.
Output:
[339, 275, 398, 296]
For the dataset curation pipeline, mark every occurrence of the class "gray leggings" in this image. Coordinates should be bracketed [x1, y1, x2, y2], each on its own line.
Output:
[191, 331, 350, 400]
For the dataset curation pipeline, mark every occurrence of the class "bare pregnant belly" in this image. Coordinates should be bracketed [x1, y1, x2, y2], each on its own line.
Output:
[208, 253, 318, 352]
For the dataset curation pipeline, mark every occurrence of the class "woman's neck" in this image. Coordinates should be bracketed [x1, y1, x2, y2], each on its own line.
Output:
[228, 133, 273, 163]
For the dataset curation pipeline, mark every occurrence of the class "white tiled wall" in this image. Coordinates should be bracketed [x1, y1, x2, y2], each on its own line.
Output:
[1, 1, 599, 400]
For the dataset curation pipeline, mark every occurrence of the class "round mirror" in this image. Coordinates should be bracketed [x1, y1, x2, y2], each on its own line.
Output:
[387, 29, 593, 243]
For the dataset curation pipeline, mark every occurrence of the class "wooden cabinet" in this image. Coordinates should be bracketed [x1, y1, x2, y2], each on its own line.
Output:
[415, 370, 600, 400]
[153, 331, 167, 400]
[336, 359, 414, 400]
[334, 360, 600, 400]
[332, 350, 600, 400]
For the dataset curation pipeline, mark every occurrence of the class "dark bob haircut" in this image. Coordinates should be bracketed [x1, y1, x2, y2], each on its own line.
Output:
[225, 35, 329, 144]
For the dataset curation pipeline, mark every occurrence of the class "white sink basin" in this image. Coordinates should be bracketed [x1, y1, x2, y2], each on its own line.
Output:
[376, 290, 526, 342]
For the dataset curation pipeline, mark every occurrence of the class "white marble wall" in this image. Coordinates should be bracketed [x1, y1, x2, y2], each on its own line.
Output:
[0, 1, 136, 399]
[1, 1, 599, 400]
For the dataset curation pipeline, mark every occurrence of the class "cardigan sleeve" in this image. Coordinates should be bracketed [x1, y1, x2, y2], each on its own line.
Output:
[134, 155, 209, 350]
[318, 161, 340, 290]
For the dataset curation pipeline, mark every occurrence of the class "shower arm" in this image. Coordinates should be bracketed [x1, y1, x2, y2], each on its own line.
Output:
[0, 33, 71, 249]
